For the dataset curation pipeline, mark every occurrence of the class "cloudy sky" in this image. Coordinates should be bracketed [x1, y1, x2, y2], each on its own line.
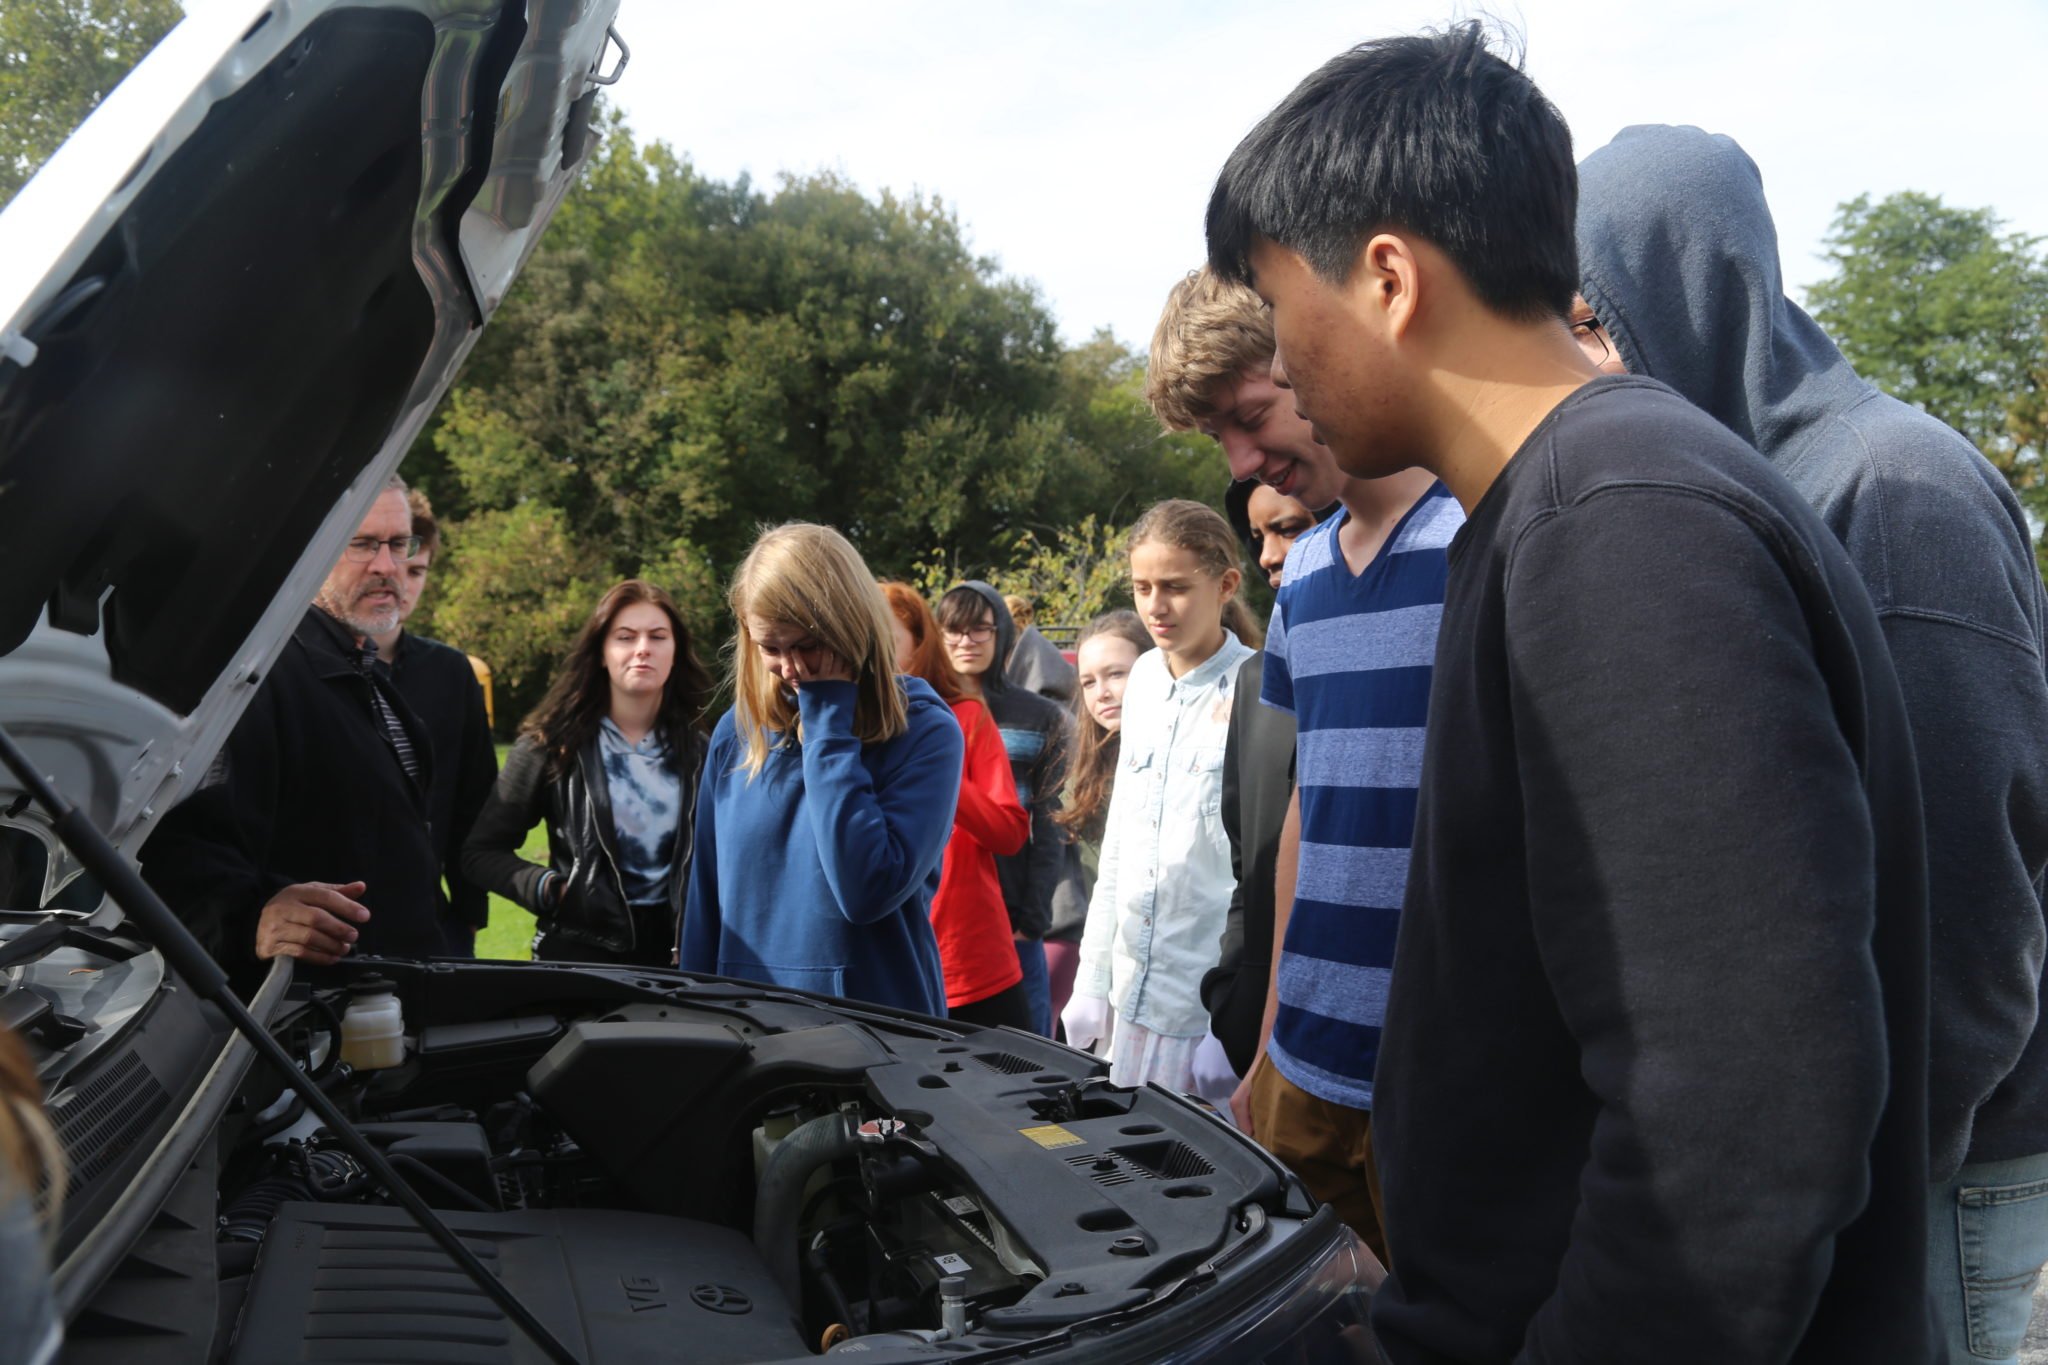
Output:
[606, 0, 2048, 349]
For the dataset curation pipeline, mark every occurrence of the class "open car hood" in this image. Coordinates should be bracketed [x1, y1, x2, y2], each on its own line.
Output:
[0, 0, 622, 909]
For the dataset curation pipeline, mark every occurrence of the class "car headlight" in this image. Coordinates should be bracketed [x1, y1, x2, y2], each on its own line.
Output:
[1185, 1224, 1376, 1362]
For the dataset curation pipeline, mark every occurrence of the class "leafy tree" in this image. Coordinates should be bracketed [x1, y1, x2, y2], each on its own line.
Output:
[0, 0, 181, 204]
[904, 515, 1134, 631]
[412, 120, 1226, 727]
[1807, 192, 2048, 520]
[408, 504, 602, 715]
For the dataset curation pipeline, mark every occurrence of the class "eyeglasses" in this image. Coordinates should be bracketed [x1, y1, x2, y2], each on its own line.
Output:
[342, 534, 424, 563]
[941, 624, 995, 644]
[1570, 316, 1614, 368]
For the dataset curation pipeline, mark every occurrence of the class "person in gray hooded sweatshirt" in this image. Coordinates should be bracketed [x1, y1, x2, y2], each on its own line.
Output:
[1579, 123, 2048, 1365]
[936, 582, 1073, 1034]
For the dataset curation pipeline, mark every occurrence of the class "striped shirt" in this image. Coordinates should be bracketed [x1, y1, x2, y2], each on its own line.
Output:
[1263, 483, 1462, 1109]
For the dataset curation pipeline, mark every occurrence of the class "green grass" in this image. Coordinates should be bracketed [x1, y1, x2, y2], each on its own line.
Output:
[473, 743, 542, 961]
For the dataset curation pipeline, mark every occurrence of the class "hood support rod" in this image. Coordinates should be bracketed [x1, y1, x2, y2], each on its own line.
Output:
[0, 723, 584, 1365]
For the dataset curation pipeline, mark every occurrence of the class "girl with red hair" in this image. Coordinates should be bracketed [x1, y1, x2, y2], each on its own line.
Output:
[880, 582, 1033, 1028]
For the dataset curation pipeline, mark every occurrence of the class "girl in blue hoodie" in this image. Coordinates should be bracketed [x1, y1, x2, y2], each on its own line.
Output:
[682, 523, 962, 1015]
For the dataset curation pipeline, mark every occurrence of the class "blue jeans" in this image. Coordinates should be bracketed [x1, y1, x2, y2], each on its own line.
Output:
[1929, 1149, 2048, 1362]
[1013, 937, 1051, 1036]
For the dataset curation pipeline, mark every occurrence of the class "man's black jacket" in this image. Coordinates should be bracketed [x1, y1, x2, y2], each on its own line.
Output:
[388, 632, 497, 932]
[1201, 652, 1295, 1075]
[141, 607, 451, 991]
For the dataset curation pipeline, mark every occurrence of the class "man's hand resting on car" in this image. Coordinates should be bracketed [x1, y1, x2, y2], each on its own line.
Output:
[255, 880, 371, 965]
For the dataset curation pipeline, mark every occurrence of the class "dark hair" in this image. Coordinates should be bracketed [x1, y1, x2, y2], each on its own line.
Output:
[934, 585, 1008, 689]
[1127, 499, 1263, 648]
[406, 487, 440, 558]
[933, 587, 996, 634]
[1056, 611, 1154, 841]
[879, 581, 965, 705]
[1205, 22, 1577, 322]
[519, 579, 713, 777]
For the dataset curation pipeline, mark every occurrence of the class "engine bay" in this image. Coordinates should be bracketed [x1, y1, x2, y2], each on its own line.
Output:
[195, 960, 1335, 1363]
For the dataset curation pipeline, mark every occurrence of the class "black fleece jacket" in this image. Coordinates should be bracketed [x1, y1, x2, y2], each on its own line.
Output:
[1580, 124, 2048, 1179]
[1370, 377, 1932, 1363]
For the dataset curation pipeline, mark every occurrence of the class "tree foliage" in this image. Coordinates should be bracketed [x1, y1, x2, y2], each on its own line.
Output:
[903, 515, 1134, 631]
[411, 120, 1224, 726]
[1807, 192, 2048, 521]
[418, 505, 604, 720]
[0, 0, 181, 204]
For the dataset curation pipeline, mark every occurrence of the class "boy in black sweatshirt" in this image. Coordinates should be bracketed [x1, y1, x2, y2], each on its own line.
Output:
[1577, 124, 2048, 1364]
[1206, 26, 1934, 1363]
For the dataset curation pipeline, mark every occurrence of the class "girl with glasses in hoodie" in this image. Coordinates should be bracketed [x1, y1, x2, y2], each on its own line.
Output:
[681, 525, 960, 1015]
[1062, 500, 1260, 1093]
[934, 583, 1073, 1035]
[881, 582, 1034, 1029]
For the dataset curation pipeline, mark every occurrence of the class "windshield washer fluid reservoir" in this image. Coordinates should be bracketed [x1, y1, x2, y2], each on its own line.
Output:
[340, 980, 405, 1070]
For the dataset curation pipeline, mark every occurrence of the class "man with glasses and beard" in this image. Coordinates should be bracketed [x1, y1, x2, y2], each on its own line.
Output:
[143, 475, 455, 993]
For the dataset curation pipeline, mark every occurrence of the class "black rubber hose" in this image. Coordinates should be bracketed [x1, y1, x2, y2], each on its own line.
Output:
[306, 1147, 370, 1201]
[218, 1170, 312, 1242]
[304, 993, 346, 1080]
[806, 1240, 858, 1332]
[754, 1114, 861, 1305]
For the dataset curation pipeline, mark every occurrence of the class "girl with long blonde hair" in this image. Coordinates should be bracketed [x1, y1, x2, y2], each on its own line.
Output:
[681, 525, 962, 1014]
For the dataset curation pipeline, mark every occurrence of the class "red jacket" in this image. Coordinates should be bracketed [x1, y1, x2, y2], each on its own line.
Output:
[931, 698, 1030, 1006]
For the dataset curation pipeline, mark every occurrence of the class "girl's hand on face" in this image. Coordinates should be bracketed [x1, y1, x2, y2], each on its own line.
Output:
[790, 647, 857, 687]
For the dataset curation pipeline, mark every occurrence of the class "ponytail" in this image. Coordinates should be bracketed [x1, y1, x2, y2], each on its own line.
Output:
[1222, 596, 1263, 649]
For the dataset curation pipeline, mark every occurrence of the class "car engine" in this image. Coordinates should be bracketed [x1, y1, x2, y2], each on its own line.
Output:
[197, 959, 1345, 1364]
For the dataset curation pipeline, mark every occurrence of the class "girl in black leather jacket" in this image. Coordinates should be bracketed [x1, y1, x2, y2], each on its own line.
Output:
[462, 580, 713, 965]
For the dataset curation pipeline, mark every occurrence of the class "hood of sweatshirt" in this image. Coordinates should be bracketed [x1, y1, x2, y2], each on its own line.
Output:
[954, 580, 1020, 697]
[1575, 124, 1873, 467]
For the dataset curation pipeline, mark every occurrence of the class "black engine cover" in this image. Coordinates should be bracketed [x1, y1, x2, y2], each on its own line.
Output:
[226, 1203, 805, 1363]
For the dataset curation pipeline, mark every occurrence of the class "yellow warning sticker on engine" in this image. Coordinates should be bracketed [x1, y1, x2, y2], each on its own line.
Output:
[1019, 1123, 1084, 1149]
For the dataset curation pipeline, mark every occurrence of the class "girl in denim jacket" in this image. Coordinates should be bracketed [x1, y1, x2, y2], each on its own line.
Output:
[1063, 501, 1260, 1092]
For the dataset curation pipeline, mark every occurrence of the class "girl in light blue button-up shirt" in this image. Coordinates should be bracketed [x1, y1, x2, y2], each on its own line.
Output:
[1065, 501, 1261, 1091]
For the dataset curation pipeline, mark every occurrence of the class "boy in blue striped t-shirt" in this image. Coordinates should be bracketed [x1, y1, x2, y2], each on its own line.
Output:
[1254, 464, 1461, 1263]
